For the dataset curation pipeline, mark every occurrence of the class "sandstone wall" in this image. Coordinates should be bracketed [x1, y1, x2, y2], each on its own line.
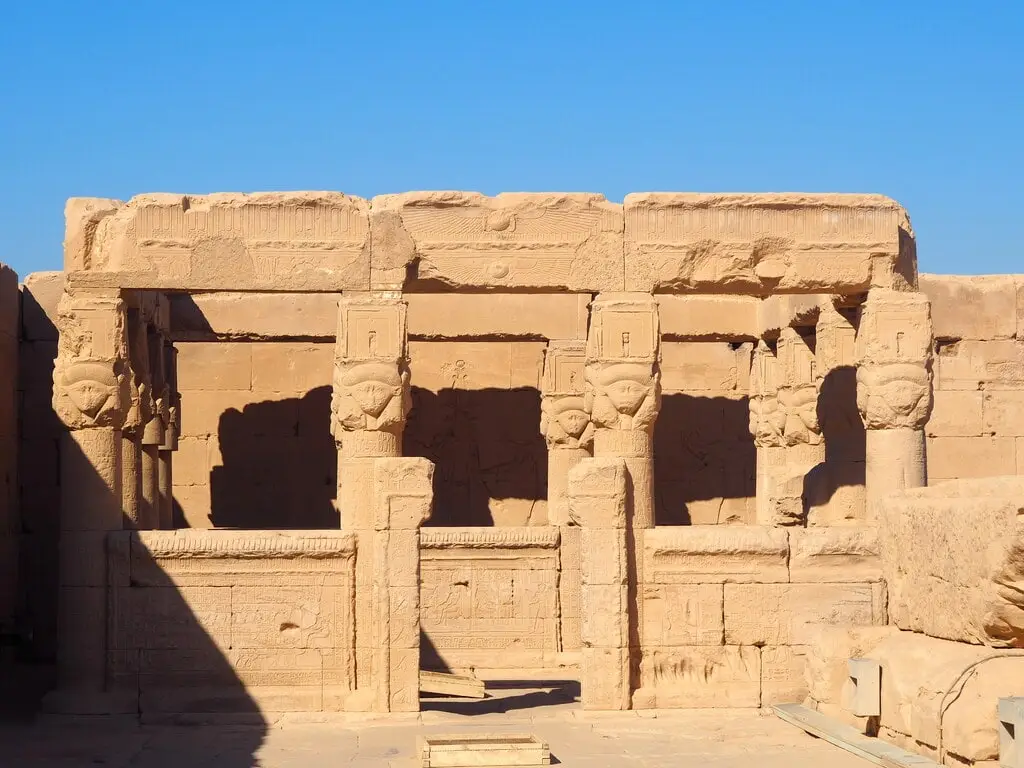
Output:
[173, 341, 336, 529]
[0, 264, 18, 636]
[636, 526, 883, 708]
[106, 529, 357, 717]
[921, 274, 1024, 481]
[419, 527, 563, 675]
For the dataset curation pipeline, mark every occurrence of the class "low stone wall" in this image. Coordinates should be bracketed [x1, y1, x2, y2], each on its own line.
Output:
[107, 530, 357, 718]
[419, 527, 563, 676]
[634, 526, 884, 708]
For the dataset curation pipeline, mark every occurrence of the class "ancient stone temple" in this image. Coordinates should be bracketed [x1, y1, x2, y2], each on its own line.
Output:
[2, 191, 1024, 766]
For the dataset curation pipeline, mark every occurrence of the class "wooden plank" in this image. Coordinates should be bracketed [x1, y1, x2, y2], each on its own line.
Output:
[420, 670, 486, 699]
[771, 704, 940, 768]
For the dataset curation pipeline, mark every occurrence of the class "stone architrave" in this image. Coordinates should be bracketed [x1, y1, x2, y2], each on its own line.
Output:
[49, 287, 133, 712]
[540, 340, 593, 526]
[331, 294, 411, 530]
[856, 290, 933, 520]
[568, 458, 631, 710]
[584, 293, 661, 529]
[349, 457, 433, 713]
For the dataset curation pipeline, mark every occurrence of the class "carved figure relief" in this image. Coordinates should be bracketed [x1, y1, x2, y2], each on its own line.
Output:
[856, 363, 932, 430]
[585, 363, 661, 432]
[331, 362, 411, 435]
[540, 341, 594, 449]
[332, 298, 410, 440]
[856, 290, 934, 430]
[52, 292, 131, 430]
[776, 329, 822, 446]
[748, 343, 785, 448]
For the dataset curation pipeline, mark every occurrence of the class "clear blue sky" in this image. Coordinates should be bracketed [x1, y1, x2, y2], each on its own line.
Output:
[1, 2, 1021, 279]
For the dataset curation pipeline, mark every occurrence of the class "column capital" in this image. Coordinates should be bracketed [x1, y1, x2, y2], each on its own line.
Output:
[776, 327, 822, 446]
[52, 290, 131, 431]
[584, 295, 661, 434]
[856, 290, 933, 430]
[331, 295, 410, 451]
[541, 340, 593, 449]
[749, 341, 785, 449]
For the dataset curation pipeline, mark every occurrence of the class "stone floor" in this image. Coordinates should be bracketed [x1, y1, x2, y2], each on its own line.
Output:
[0, 683, 869, 767]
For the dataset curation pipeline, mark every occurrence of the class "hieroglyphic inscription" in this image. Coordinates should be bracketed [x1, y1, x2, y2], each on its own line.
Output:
[419, 527, 560, 667]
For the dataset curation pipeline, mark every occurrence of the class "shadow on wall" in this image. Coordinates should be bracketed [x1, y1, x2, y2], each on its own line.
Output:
[654, 394, 756, 525]
[33, 439, 268, 764]
[405, 387, 548, 527]
[203, 386, 338, 529]
[804, 365, 867, 512]
[10, 293, 266, 762]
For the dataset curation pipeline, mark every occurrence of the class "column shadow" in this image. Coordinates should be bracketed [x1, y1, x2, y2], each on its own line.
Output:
[208, 386, 338, 529]
[404, 387, 548, 527]
[653, 394, 756, 525]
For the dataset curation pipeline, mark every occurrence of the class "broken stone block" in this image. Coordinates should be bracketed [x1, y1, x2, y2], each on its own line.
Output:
[880, 477, 1024, 646]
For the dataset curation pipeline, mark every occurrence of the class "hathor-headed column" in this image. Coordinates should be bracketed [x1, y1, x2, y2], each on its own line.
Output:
[584, 294, 661, 529]
[856, 290, 933, 520]
[331, 294, 411, 530]
[49, 287, 132, 711]
[749, 328, 824, 526]
[541, 340, 593, 526]
[141, 326, 165, 529]
[158, 338, 179, 529]
[120, 307, 148, 529]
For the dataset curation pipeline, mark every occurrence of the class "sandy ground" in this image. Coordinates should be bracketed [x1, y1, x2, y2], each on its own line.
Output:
[0, 683, 869, 767]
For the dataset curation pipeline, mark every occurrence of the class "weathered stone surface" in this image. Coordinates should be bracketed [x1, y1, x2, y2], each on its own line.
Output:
[920, 273, 1018, 341]
[643, 526, 789, 584]
[624, 193, 904, 294]
[867, 630, 1024, 763]
[638, 645, 761, 708]
[881, 477, 1024, 646]
[788, 528, 881, 583]
[802, 623, 897, 714]
[657, 295, 758, 340]
[724, 582, 883, 646]
[169, 292, 342, 340]
[408, 292, 590, 340]
[70, 192, 371, 290]
[371, 192, 624, 291]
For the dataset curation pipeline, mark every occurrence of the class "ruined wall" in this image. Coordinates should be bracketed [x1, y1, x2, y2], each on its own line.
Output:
[0, 264, 18, 636]
[921, 275, 1024, 482]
